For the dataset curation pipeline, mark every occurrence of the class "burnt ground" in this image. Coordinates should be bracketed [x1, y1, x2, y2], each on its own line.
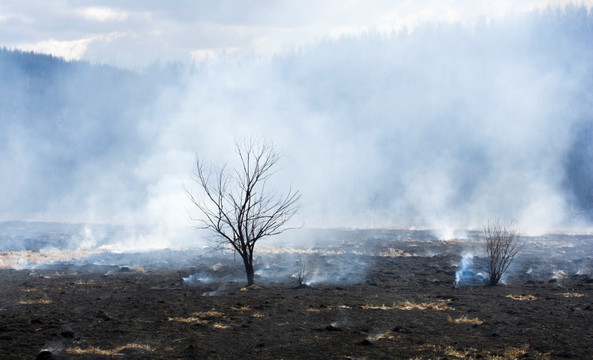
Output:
[0, 229, 592, 359]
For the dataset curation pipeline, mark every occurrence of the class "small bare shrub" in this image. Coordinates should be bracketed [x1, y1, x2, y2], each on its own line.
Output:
[483, 220, 523, 285]
[295, 257, 307, 286]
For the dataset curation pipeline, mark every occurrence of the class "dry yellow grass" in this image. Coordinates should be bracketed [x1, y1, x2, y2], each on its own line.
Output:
[367, 331, 396, 342]
[503, 344, 530, 358]
[212, 323, 231, 329]
[167, 316, 208, 324]
[417, 343, 550, 359]
[506, 294, 537, 301]
[447, 315, 484, 325]
[361, 300, 453, 311]
[360, 304, 394, 310]
[231, 305, 251, 311]
[75, 280, 96, 286]
[194, 310, 224, 318]
[562, 292, 585, 298]
[257, 247, 345, 256]
[168, 309, 225, 324]
[18, 296, 52, 305]
[66, 343, 152, 356]
[395, 300, 453, 311]
[0, 249, 101, 269]
[443, 345, 478, 358]
[240, 284, 263, 292]
[306, 305, 334, 312]
[377, 248, 416, 257]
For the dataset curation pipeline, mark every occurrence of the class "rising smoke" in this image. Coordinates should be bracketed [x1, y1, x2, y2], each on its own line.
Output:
[1, 7, 593, 250]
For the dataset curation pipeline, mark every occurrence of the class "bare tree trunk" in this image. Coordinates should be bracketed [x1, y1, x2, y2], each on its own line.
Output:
[242, 256, 255, 286]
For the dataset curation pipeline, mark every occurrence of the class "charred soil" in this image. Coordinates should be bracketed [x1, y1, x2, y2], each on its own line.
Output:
[0, 234, 592, 359]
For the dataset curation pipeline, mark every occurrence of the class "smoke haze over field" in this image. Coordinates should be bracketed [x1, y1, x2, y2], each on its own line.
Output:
[1, 7, 593, 248]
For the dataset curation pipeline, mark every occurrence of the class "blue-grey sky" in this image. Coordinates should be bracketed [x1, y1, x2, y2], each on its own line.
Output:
[1, 0, 591, 68]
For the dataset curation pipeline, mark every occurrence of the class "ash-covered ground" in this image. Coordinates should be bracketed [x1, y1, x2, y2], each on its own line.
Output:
[0, 223, 592, 359]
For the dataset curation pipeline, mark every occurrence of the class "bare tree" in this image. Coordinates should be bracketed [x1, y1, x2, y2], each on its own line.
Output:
[483, 220, 524, 285]
[186, 138, 301, 286]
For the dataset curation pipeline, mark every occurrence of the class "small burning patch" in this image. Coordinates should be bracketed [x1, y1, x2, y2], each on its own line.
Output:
[506, 294, 537, 301]
[447, 315, 484, 325]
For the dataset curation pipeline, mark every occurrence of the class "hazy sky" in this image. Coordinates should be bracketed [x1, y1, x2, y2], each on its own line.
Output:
[2, 0, 592, 68]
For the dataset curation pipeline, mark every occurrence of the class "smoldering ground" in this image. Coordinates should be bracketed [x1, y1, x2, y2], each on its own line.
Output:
[2, 223, 591, 291]
[1, 228, 593, 359]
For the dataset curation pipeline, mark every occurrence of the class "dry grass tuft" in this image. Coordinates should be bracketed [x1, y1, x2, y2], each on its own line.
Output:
[212, 323, 231, 329]
[18, 296, 52, 305]
[167, 316, 208, 324]
[231, 305, 251, 311]
[504, 344, 530, 358]
[443, 345, 478, 358]
[194, 310, 224, 318]
[360, 304, 393, 310]
[506, 294, 537, 301]
[447, 315, 484, 325]
[66, 343, 152, 356]
[395, 300, 453, 311]
[362, 300, 453, 311]
[417, 343, 549, 359]
[562, 292, 585, 298]
[240, 284, 262, 292]
[367, 331, 396, 342]
[168, 309, 225, 324]
[306, 305, 334, 312]
[75, 280, 96, 286]
[377, 248, 416, 257]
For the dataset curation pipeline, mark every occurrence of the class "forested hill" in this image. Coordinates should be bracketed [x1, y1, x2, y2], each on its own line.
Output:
[0, 48, 184, 214]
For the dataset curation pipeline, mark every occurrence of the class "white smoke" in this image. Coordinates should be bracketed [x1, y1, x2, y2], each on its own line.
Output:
[2, 8, 593, 252]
